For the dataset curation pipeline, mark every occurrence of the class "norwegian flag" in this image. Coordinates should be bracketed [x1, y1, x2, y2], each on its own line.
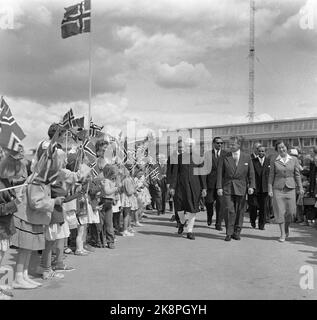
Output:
[32, 127, 62, 183]
[81, 138, 96, 162]
[149, 167, 160, 180]
[89, 120, 104, 138]
[0, 97, 26, 152]
[61, 0, 91, 39]
[60, 109, 75, 129]
[88, 161, 98, 177]
[72, 116, 84, 128]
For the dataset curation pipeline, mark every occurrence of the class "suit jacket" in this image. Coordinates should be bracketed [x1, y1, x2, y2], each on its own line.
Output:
[204, 149, 227, 190]
[166, 151, 179, 185]
[216, 151, 255, 196]
[268, 155, 303, 193]
[252, 157, 270, 194]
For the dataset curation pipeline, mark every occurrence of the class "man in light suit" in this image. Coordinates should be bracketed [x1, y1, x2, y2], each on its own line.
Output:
[249, 146, 270, 230]
[204, 136, 226, 230]
[217, 136, 255, 241]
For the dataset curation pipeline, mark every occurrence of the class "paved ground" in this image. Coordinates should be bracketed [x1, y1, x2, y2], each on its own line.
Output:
[3, 210, 317, 300]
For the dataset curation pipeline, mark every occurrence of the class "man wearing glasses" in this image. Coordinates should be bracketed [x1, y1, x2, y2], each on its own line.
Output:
[217, 136, 255, 241]
[205, 137, 226, 230]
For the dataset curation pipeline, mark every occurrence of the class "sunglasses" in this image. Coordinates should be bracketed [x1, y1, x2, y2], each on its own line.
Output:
[215, 142, 223, 144]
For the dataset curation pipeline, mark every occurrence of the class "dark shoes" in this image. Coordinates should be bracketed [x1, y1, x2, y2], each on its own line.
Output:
[107, 243, 115, 249]
[178, 223, 185, 234]
[225, 235, 231, 241]
[187, 232, 195, 240]
[259, 226, 265, 230]
[251, 222, 256, 228]
[207, 218, 211, 226]
[232, 233, 241, 240]
[215, 226, 223, 231]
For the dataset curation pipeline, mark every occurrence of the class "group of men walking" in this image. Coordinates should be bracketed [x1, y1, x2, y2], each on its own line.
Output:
[165, 136, 271, 241]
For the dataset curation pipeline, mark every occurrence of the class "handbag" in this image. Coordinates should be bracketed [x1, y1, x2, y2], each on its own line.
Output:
[265, 196, 274, 220]
[303, 197, 316, 206]
[50, 205, 64, 225]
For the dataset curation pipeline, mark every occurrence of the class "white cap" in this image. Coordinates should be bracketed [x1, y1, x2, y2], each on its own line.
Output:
[290, 149, 298, 156]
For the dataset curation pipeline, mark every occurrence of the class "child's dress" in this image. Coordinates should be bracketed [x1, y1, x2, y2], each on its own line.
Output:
[134, 176, 151, 206]
[121, 177, 138, 211]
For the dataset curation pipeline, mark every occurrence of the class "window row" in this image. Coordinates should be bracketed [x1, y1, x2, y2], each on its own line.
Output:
[212, 119, 317, 136]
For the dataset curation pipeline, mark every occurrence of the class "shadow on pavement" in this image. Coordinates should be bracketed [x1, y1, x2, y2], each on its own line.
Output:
[137, 231, 181, 238]
[283, 223, 317, 265]
[141, 221, 177, 228]
[144, 216, 173, 222]
[240, 234, 278, 241]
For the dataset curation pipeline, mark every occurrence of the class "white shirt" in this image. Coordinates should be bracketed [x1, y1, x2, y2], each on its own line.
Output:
[258, 156, 265, 166]
[276, 154, 292, 164]
[214, 149, 221, 158]
[232, 149, 240, 164]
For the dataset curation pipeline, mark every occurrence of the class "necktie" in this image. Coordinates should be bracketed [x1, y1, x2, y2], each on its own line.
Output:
[233, 153, 238, 166]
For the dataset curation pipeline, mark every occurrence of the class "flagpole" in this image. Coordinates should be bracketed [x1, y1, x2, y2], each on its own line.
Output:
[65, 130, 68, 158]
[0, 183, 27, 193]
[88, 0, 92, 131]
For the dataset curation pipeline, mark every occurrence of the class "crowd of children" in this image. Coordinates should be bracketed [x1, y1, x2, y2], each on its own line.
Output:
[0, 124, 155, 300]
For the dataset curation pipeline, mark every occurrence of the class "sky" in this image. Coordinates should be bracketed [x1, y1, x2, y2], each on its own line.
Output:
[1, 0, 317, 150]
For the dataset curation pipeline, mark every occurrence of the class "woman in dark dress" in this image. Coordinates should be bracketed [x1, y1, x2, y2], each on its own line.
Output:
[170, 138, 206, 240]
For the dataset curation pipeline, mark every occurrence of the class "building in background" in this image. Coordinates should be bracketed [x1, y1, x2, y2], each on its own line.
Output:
[159, 116, 317, 156]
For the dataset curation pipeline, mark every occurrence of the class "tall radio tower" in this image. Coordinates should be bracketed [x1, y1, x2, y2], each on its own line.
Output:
[248, 0, 255, 122]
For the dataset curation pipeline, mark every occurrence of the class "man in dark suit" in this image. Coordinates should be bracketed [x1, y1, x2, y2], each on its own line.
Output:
[166, 142, 182, 225]
[249, 146, 270, 230]
[170, 138, 207, 240]
[204, 136, 226, 230]
[251, 142, 262, 160]
[217, 136, 255, 241]
[309, 147, 317, 196]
